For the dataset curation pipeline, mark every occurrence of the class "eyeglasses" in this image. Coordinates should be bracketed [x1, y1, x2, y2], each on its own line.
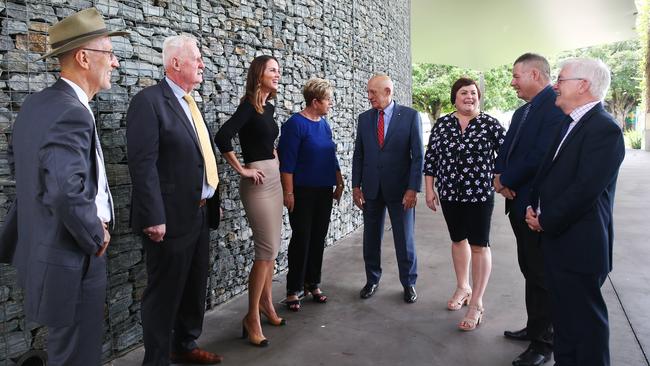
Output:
[83, 48, 118, 60]
[556, 77, 585, 84]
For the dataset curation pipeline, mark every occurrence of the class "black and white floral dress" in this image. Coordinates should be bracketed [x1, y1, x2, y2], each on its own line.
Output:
[424, 112, 505, 203]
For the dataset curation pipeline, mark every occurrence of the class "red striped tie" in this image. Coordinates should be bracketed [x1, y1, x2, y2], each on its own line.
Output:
[377, 110, 385, 148]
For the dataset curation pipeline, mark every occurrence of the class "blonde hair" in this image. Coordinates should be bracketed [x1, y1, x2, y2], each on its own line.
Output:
[302, 78, 333, 106]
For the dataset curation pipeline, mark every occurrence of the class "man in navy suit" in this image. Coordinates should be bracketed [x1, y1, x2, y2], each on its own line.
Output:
[494, 53, 564, 366]
[127, 35, 223, 365]
[0, 8, 125, 365]
[352, 74, 423, 303]
[526, 58, 625, 366]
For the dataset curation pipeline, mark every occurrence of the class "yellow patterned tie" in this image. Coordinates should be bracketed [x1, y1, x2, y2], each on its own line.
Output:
[183, 94, 219, 188]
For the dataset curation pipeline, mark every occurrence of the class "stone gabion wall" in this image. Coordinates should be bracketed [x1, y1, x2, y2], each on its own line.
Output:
[0, 0, 412, 363]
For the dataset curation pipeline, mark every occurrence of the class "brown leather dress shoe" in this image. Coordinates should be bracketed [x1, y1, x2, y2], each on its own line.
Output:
[170, 348, 224, 364]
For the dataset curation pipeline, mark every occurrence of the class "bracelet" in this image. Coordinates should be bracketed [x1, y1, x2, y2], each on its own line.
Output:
[285, 192, 293, 196]
[336, 184, 343, 188]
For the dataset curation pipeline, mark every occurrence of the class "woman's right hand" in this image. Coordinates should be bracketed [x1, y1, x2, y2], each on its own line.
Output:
[283, 193, 294, 212]
[425, 189, 439, 212]
[241, 167, 265, 184]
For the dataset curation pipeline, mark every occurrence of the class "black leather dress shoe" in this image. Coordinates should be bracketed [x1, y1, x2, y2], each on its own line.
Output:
[512, 347, 550, 366]
[360, 283, 378, 299]
[403, 286, 417, 303]
[504, 327, 530, 341]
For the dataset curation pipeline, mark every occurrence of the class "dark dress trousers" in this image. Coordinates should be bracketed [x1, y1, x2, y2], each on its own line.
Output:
[352, 102, 423, 287]
[126, 79, 221, 366]
[494, 85, 565, 353]
[530, 103, 624, 366]
[0, 79, 107, 366]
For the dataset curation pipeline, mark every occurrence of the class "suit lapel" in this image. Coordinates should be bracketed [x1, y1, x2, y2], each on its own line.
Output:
[383, 103, 400, 147]
[160, 79, 200, 150]
[369, 108, 381, 149]
[552, 103, 602, 164]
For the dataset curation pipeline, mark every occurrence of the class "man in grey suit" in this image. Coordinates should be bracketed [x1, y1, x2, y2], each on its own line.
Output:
[352, 74, 423, 303]
[0, 8, 126, 366]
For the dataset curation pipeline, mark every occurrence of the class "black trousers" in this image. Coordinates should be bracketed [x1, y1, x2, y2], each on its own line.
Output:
[509, 213, 553, 354]
[545, 263, 609, 366]
[141, 206, 209, 366]
[286, 186, 333, 295]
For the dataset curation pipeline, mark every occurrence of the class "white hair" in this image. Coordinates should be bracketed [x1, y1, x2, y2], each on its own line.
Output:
[162, 35, 198, 69]
[559, 58, 611, 100]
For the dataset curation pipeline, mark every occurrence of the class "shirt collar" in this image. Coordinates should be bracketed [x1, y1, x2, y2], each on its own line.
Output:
[529, 85, 554, 107]
[60, 77, 92, 114]
[165, 76, 188, 99]
[569, 101, 600, 123]
[379, 100, 395, 115]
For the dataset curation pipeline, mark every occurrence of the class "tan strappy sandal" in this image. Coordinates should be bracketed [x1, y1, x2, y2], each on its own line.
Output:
[459, 304, 484, 331]
[447, 287, 472, 311]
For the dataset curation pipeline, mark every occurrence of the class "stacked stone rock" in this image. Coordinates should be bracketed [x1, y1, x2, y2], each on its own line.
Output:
[0, 0, 412, 363]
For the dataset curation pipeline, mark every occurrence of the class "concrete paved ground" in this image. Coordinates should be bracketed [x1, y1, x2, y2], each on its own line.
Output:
[111, 150, 650, 366]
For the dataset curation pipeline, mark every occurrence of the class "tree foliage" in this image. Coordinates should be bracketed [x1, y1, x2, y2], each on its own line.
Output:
[413, 40, 643, 129]
[412, 64, 475, 121]
[412, 63, 520, 121]
[556, 40, 643, 128]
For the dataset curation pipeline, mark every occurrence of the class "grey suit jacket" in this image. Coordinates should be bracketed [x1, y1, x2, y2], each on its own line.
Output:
[0, 79, 105, 327]
[352, 102, 423, 201]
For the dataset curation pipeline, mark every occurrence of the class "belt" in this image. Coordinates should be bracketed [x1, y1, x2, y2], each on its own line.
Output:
[199, 198, 207, 207]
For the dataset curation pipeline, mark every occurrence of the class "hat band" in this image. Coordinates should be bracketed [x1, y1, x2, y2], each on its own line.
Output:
[51, 27, 109, 49]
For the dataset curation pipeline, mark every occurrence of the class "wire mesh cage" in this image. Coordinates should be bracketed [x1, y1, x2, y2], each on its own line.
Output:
[0, 0, 413, 363]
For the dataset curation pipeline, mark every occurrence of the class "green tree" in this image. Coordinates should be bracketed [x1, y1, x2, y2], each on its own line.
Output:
[412, 63, 522, 119]
[482, 64, 521, 112]
[556, 40, 643, 128]
[412, 64, 476, 121]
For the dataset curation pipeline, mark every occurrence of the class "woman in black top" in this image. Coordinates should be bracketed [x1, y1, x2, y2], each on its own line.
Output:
[215, 55, 283, 347]
[423, 77, 505, 331]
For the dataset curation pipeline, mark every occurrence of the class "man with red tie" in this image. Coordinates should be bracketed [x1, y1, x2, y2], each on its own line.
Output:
[352, 74, 423, 303]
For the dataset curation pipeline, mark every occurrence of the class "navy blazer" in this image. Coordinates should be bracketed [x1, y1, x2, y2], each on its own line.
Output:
[530, 103, 624, 274]
[494, 86, 565, 219]
[0, 79, 105, 327]
[352, 102, 423, 201]
[126, 79, 220, 238]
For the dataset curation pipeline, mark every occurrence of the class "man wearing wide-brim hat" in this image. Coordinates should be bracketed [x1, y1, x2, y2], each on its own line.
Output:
[0, 8, 127, 366]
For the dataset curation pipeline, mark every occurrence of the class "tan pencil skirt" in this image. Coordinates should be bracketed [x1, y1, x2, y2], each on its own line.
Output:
[239, 158, 283, 261]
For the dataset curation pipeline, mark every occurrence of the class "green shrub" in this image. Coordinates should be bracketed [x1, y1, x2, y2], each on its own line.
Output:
[624, 129, 643, 149]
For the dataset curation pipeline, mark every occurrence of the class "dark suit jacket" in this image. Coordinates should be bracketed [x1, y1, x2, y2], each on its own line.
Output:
[494, 86, 565, 220]
[352, 102, 423, 201]
[530, 103, 625, 274]
[0, 79, 105, 327]
[126, 79, 220, 237]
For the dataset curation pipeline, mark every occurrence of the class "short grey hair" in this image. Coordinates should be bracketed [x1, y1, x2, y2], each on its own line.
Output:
[559, 58, 611, 100]
[162, 35, 198, 69]
[514, 53, 551, 81]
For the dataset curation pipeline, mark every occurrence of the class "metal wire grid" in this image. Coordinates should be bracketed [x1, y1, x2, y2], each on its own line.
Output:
[0, 0, 409, 363]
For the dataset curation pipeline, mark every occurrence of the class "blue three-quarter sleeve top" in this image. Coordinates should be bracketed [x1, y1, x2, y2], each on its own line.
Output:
[278, 113, 340, 187]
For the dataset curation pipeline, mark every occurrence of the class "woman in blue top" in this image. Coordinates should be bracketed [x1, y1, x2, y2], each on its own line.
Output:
[278, 78, 344, 311]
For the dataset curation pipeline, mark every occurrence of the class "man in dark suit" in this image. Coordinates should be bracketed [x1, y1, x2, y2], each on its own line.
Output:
[0, 8, 125, 365]
[526, 58, 625, 366]
[126, 35, 223, 365]
[352, 74, 423, 303]
[494, 53, 565, 366]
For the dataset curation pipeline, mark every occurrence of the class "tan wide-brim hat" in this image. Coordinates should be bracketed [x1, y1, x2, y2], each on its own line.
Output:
[38, 7, 129, 60]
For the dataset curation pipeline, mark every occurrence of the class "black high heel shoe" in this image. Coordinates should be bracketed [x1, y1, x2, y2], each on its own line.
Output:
[260, 308, 286, 326]
[241, 317, 269, 347]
